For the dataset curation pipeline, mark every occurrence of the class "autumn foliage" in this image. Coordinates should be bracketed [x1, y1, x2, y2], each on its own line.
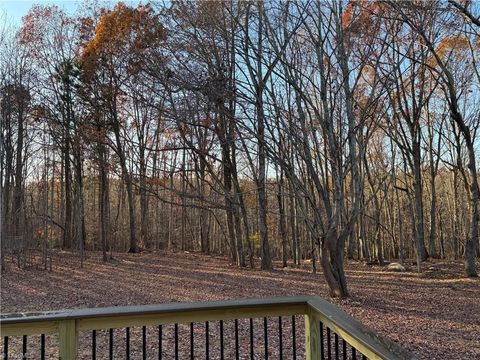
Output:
[82, 2, 165, 80]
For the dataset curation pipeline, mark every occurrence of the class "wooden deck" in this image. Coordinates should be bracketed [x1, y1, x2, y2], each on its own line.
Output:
[1, 296, 414, 359]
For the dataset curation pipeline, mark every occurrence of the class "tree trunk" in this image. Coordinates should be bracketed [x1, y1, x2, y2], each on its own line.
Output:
[277, 173, 288, 268]
[113, 121, 138, 253]
[63, 139, 72, 249]
[321, 232, 349, 298]
[429, 167, 438, 258]
[73, 144, 85, 263]
[412, 140, 429, 267]
[199, 162, 210, 254]
[140, 158, 148, 249]
[233, 204, 245, 267]
[12, 107, 24, 237]
[427, 110, 439, 258]
[462, 131, 479, 277]
[99, 141, 110, 262]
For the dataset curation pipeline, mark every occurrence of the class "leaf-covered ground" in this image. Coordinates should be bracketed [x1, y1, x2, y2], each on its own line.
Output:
[1, 251, 479, 359]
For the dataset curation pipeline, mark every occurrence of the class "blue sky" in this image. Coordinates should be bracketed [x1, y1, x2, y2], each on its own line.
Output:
[0, 1, 147, 28]
[0, 1, 80, 26]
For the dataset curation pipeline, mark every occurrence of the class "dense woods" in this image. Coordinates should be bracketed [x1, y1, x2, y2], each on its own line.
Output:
[1, 0, 479, 298]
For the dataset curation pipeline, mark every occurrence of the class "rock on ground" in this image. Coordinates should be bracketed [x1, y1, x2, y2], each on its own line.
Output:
[386, 262, 406, 272]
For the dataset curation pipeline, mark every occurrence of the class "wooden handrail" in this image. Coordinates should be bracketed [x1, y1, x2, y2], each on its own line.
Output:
[307, 297, 415, 360]
[1, 296, 311, 326]
[0, 296, 415, 360]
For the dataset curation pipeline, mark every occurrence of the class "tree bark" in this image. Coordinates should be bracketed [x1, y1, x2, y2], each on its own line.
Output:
[63, 138, 72, 249]
[321, 231, 349, 298]
[12, 99, 25, 237]
[112, 111, 138, 253]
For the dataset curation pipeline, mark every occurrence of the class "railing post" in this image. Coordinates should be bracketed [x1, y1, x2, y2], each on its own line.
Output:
[58, 319, 78, 359]
[305, 308, 320, 360]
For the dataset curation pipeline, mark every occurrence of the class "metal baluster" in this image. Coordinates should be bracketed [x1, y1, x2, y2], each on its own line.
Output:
[264, 317, 268, 360]
[142, 326, 147, 360]
[22, 335, 27, 359]
[327, 327, 331, 360]
[220, 320, 224, 360]
[190, 323, 194, 360]
[175, 324, 179, 360]
[3, 336, 8, 360]
[362, 355, 367, 360]
[335, 333, 339, 360]
[234, 319, 239, 360]
[320, 322, 325, 360]
[158, 325, 162, 360]
[292, 316, 296, 360]
[109, 328, 113, 360]
[249, 318, 254, 360]
[342, 339, 347, 360]
[352, 346, 356, 360]
[41, 334, 45, 360]
[92, 330, 96, 360]
[126, 327, 130, 360]
[205, 321, 209, 360]
[278, 317, 283, 360]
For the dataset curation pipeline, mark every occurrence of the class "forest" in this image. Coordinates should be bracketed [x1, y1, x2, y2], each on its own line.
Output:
[1, 0, 479, 302]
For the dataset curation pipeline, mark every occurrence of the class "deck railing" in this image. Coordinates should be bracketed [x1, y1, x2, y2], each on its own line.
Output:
[1, 296, 414, 359]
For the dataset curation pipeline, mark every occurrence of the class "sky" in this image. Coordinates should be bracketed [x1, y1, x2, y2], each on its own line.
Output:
[0, 0, 146, 28]
[0, 1, 80, 27]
